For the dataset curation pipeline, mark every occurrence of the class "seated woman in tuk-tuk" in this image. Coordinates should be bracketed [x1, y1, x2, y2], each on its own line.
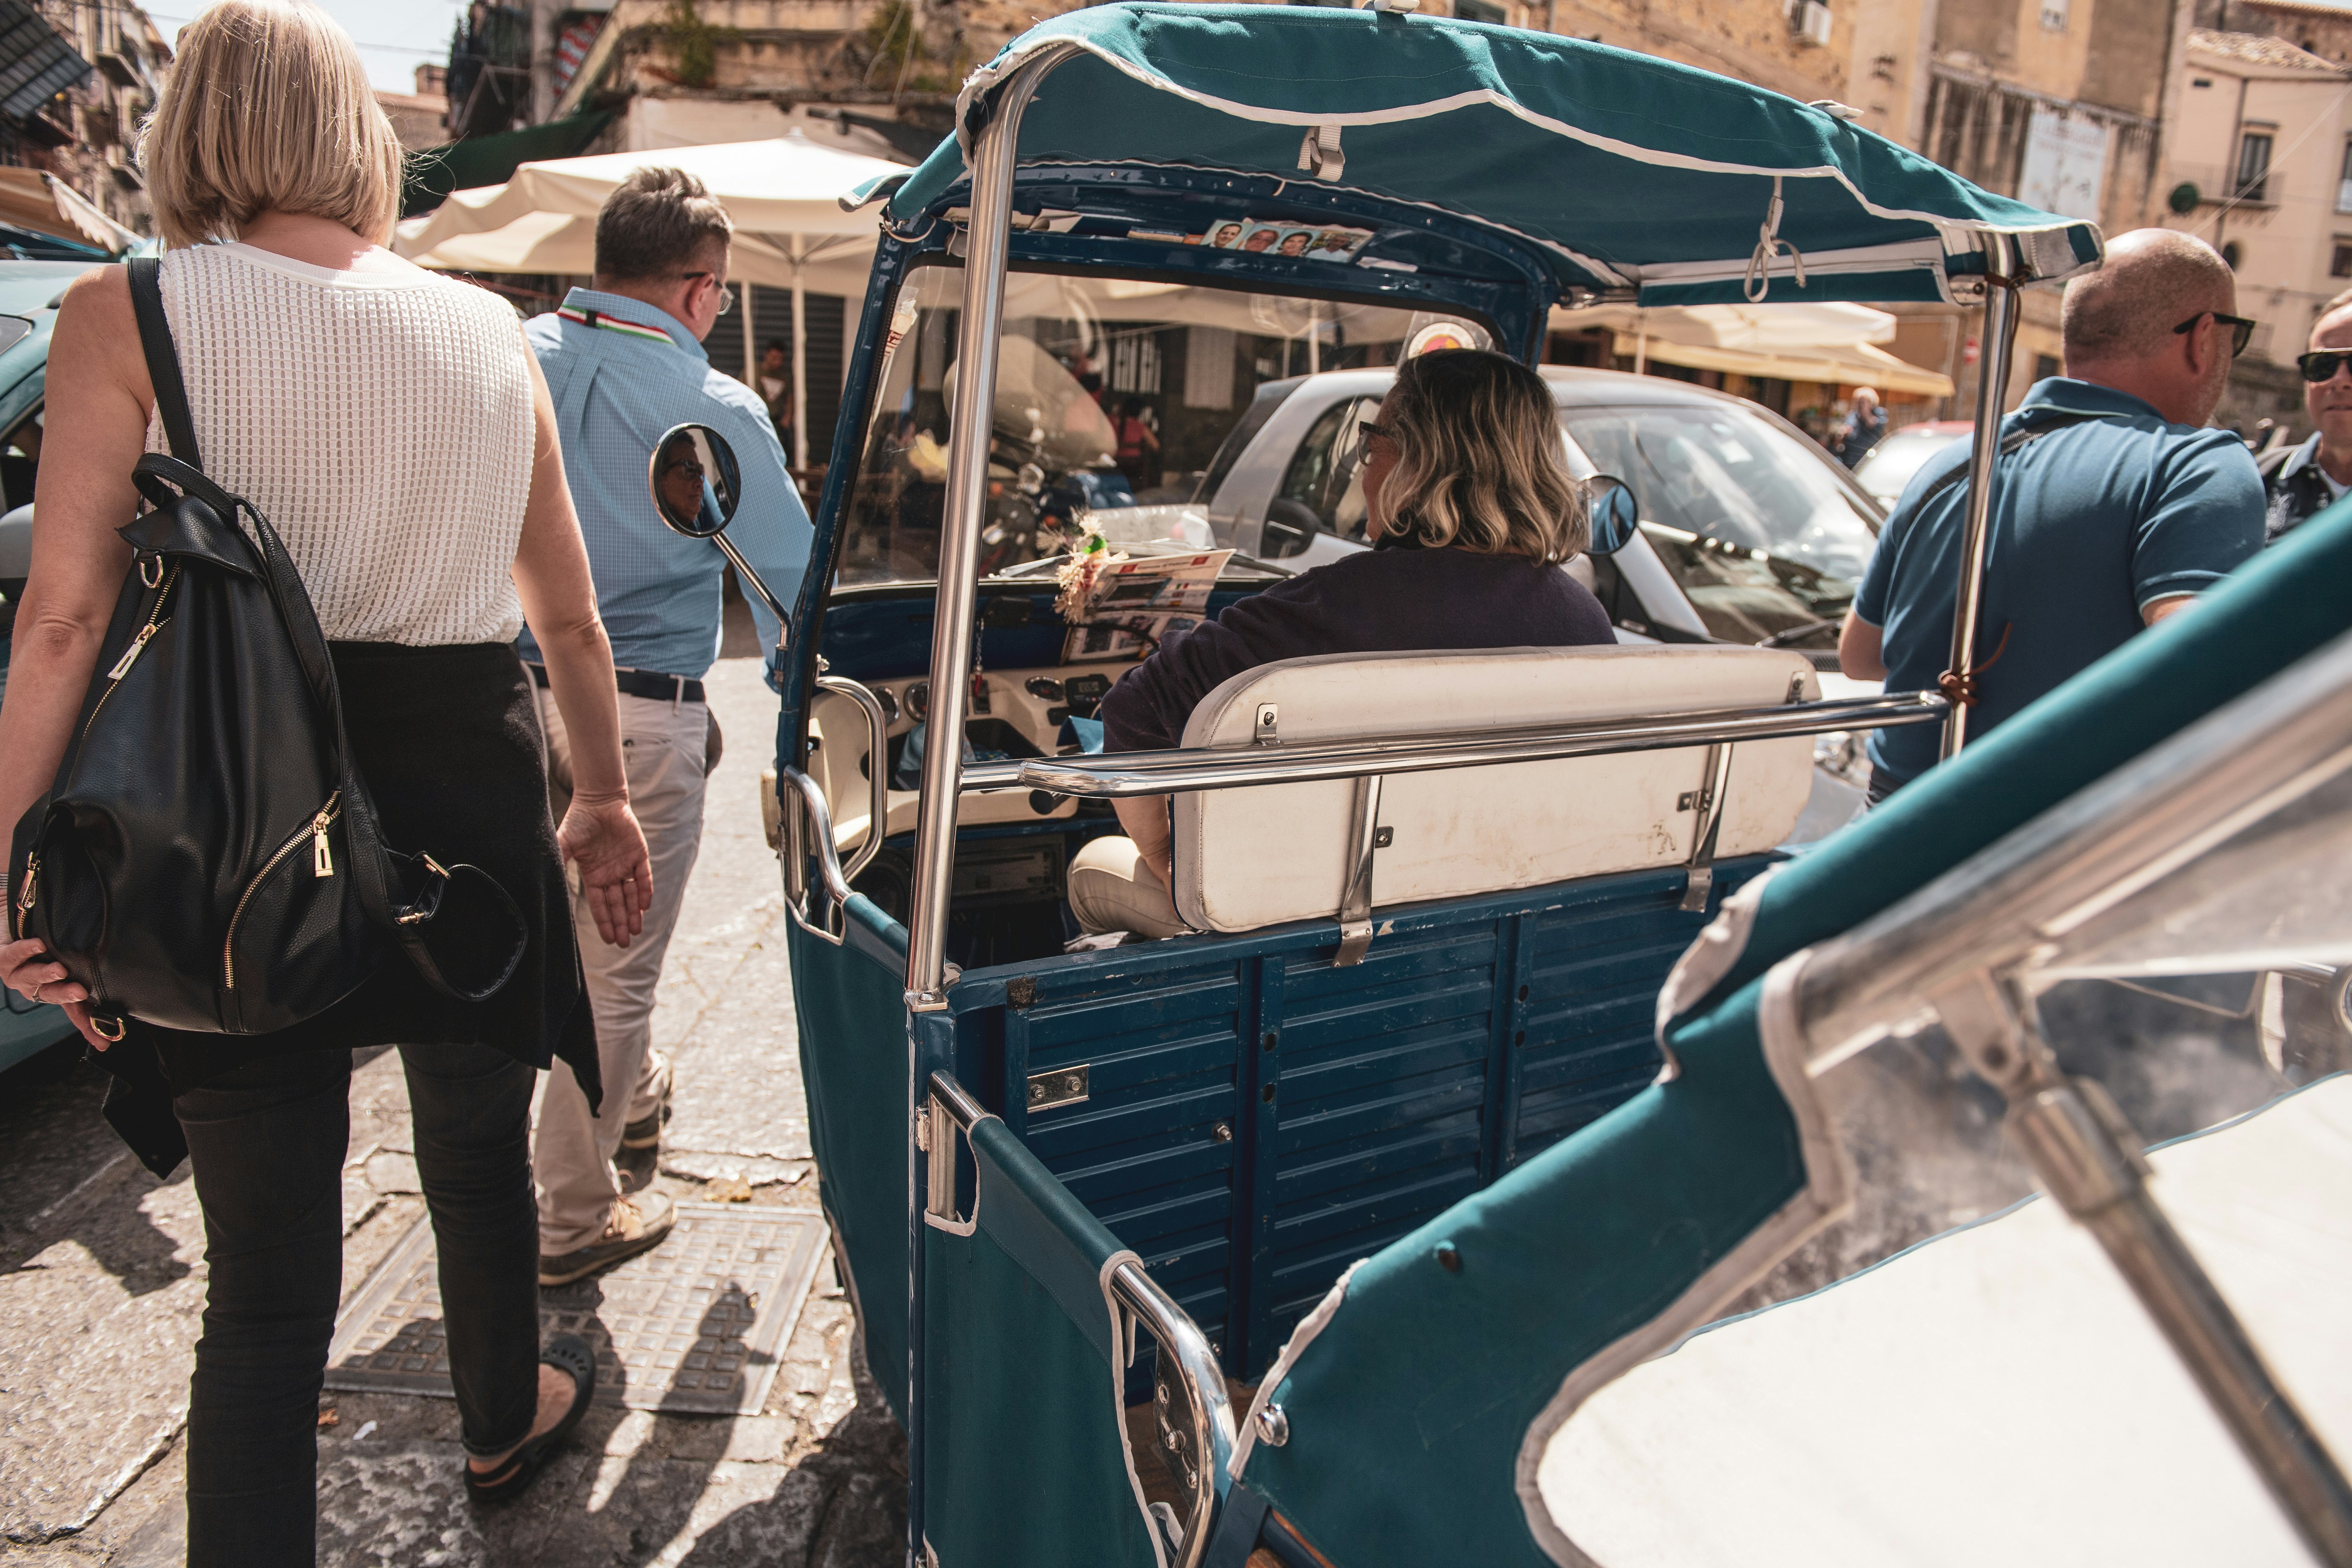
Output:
[1070, 348, 1614, 939]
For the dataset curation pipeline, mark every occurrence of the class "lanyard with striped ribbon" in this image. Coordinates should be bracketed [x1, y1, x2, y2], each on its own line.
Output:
[555, 305, 676, 346]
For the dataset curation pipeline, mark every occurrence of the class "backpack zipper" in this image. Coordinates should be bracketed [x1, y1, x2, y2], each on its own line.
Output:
[221, 790, 340, 991]
[11, 852, 33, 938]
[76, 564, 179, 754]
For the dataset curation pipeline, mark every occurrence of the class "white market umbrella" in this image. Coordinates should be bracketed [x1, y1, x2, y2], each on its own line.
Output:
[1548, 301, 1953, 398]
[396, 130, 904, 466]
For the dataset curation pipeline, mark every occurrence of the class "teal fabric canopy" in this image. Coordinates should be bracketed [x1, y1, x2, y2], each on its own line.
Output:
[882, 2, 2100, 306]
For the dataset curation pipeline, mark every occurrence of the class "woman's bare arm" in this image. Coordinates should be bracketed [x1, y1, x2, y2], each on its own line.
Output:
[0, 269, 153, 1043]
[509, 341, 651, 946]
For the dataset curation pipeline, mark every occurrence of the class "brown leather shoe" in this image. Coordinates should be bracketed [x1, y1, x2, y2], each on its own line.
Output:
[538, 1190, 677, 1287]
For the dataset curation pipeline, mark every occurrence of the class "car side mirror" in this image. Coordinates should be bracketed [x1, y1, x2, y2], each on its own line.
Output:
[649, 423, 742, 538]
[1584, 475, 1639, 556]
[1262, 498, 1322, 558]
[646, 422, 790, 650]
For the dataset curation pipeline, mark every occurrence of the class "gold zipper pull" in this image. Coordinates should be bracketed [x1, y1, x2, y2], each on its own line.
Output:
[106, 625, 156, 682]
[14, 853, 35, 915]
[312, 812, 335, 878]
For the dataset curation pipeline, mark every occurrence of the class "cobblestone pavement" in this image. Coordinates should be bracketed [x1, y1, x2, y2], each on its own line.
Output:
[0, 651, 907, 1565]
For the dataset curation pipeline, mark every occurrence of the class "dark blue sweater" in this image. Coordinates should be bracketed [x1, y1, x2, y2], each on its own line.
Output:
[1098, 542, 1616, 752]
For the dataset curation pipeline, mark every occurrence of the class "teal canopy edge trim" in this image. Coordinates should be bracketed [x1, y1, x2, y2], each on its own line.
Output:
[1238, 988, 1806, 1567]
[787, 898, 913, 1422]
[891, 3, 2096, 289]
[1667, 493, 2352, 1038]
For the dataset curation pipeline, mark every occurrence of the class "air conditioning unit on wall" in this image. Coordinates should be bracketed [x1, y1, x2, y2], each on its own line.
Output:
[1788, 0, 1833, 46]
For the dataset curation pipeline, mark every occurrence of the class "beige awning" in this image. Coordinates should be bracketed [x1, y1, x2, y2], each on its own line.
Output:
[0, 168, 135, 253]
[1607, 333, 1955, 397]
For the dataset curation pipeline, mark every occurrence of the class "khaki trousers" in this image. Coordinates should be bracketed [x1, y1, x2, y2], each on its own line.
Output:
[531, 685, 709, 1254]
[1067, 835, 1188, 940]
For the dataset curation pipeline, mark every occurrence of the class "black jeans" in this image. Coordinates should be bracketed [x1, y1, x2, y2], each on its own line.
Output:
[172, 1042, 540, 1566]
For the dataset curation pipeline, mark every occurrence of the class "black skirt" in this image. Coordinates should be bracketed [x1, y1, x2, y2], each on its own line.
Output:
[98, 641, 600, 1174]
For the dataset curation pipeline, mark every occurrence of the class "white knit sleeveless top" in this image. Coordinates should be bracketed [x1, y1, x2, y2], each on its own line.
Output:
[147, 243, 534, 646]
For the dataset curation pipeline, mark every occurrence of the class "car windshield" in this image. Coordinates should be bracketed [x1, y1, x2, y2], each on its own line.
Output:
[836, 264, 1423, 585]
[1557, 400, 1882, 650]
[1854, 425, 1967, 504]
[1557, 401, 1880, 585]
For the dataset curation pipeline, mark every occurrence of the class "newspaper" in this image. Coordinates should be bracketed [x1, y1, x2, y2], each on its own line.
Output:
[1058, 547, 1231, 662]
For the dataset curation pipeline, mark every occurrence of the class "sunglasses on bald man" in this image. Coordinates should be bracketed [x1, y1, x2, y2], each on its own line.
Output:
[2172, 310, 2256, 358]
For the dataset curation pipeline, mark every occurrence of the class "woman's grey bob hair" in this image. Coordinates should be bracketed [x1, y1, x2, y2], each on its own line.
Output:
[1376, 349, 1588, 563]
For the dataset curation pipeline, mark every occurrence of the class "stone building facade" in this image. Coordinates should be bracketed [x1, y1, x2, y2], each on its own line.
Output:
[4, 0, 172, 240]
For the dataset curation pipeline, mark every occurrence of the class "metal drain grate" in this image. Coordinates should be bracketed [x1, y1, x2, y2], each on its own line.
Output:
[325, 1202, 827, 1416]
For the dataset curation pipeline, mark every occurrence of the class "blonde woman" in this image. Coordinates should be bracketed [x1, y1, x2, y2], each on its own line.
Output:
[0, 1, 651, 1554]
[1070, 348, 1614, 939]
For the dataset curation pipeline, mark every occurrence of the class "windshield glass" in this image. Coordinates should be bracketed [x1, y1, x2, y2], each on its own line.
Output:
[837, 266, 1422, 585]
[1538, 709, 2352, 1568]
[1854, 424, 1967, 503]
[1557, 401, 1880, 585]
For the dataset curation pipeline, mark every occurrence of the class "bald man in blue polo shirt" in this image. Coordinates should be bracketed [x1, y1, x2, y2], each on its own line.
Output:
[1840, 229, 2264, 800]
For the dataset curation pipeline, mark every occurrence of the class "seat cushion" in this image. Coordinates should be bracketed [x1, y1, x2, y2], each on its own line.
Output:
[1170, 644, 1819, 934]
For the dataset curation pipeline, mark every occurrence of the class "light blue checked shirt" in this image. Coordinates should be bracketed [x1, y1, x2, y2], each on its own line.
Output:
[520, 288, 809, 682]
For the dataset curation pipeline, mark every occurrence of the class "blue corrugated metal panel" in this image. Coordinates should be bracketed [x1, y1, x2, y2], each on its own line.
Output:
[970, 857, 1770, 1378]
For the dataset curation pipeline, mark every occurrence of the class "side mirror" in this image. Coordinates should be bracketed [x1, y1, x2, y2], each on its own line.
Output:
[1584, 475, 1639, 556]
[649, 423, 743, 539]
[647, 422, 789, 652]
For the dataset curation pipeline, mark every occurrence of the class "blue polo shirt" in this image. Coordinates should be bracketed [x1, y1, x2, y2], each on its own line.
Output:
[1854, 378, 2262, 787]
[519, 288, 809, 682]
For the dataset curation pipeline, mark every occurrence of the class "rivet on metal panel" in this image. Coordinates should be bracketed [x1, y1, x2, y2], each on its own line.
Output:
[1434, 1241, 1463, 1273]
[1786, 672, 1808, 703]
[1256, 1404, 1290, 1446]
[1211, 1121, 1233, 1142]
[1372, 826, 1394, 849]
[1255, 702, 1279, 746]
[1025, 1064, 1089, 1111]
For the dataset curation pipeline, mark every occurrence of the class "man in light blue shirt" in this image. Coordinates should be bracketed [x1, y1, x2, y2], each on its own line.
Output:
[523, 166, 811, 1285]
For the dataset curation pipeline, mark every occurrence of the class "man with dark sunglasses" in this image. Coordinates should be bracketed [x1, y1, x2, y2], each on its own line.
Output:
[2263, 287, 2352, 542]
[1838, 228, 2263, 800]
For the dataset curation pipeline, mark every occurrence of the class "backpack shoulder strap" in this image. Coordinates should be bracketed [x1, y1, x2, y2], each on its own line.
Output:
[126, 257, 201, 470]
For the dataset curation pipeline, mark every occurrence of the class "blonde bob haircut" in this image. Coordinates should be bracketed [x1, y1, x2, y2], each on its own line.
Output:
[140, 0, 403, 249]
[1375, 348, 1587, 564]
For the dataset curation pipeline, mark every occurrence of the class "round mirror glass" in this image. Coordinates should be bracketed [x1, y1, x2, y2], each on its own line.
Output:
[648, 423, 742, 539]
[1584, 474, 1639, 556]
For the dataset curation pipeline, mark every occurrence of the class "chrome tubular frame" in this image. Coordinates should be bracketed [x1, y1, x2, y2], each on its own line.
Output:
[812, 674, 891, 881]
[905, 41, 1080, 1012]
[1793, 631, 2352, 1565]
[959, 691, 1948, 798]
[776, 765, 852, 945]
[925, 1071, 1238, 1568]
[1108, 1259, 1237, 1568]
[1944, 234, 2022, 761]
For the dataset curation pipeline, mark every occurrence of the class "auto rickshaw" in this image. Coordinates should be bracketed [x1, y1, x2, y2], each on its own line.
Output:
[646, 4, 2352, 1563]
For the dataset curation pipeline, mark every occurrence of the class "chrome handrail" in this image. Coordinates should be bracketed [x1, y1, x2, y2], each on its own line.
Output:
[962, 691, 1944, 798]
[925, 1071, 1236, 1568]
[1109, 1259, 1236, 1568]
[777, 765, 852, 945]
[814, 673, 892, 881]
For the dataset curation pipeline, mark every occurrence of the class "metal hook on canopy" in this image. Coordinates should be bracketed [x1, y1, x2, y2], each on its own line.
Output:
[1742, 176, 1809, 303]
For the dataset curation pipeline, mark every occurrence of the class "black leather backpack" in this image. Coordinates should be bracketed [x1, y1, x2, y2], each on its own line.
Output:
[5, 257, 523, 1039]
